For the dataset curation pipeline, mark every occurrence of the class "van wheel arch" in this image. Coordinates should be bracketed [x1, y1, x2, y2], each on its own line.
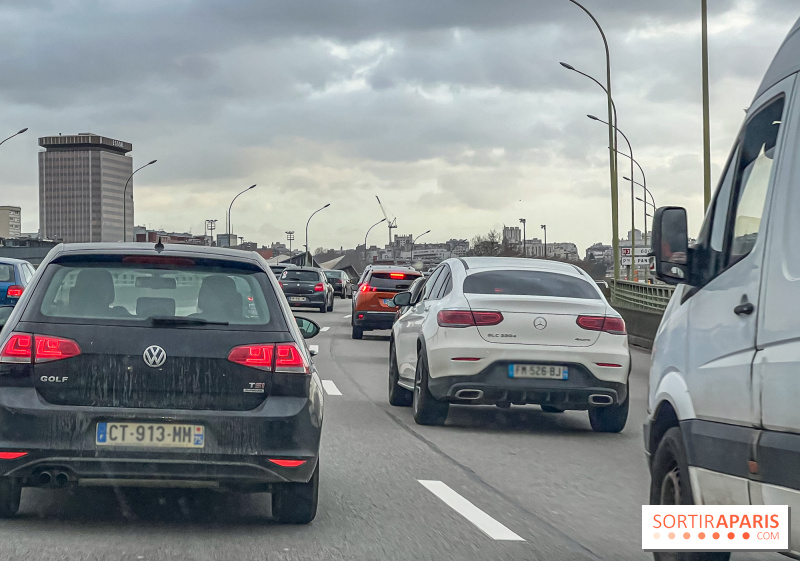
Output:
[650, 401, 680, 465]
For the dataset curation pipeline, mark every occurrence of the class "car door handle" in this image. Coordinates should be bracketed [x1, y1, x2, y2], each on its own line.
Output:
[734, 302, 754, 316]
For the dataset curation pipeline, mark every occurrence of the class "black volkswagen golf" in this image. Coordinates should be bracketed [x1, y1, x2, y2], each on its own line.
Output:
[0, 243, 323, 523]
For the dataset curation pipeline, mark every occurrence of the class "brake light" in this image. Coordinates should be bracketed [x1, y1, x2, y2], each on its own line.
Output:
[0, 452, 27, 460]
[437, 310, 503, 328]
[314, 283, 325, 292]
[6, 285, 23, 298]
[34, 336, 82, 363]
[228, 344, 274, 370]
[360, 284, 376, 292]
[275, 343, 309, 374]
[279, 282, 283, 288]
[576, 316, 626, 335]
[269, 459, 307, 467]
[0, 333, 81, 364]
[389, 273, 405, 279]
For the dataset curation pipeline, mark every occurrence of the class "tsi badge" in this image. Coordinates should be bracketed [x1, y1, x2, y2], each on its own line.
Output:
[244, 382, 265, 394]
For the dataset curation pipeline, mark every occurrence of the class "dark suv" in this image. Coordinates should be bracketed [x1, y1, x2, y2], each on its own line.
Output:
[0, 243, 323, 523]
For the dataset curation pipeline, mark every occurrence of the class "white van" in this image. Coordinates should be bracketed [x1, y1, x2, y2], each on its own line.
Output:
[645, 15, 800, 561]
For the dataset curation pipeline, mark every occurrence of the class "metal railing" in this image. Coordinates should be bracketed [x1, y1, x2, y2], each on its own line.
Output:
[610, 279, 674, 313]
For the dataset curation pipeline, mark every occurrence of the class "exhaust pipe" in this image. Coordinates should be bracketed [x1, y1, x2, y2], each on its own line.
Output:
[455, 389, 484, 400]
[588, 394, 613, 406]
[55, 472, 69, 488]
[37, 471, 53, 486]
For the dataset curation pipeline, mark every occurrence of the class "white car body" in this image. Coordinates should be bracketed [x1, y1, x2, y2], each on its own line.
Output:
[391, 257, 630, 424]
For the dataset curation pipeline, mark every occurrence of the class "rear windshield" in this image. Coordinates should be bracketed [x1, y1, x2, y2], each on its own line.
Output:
[369, 272, 421, 291]
[26, 255, 286, 329]
[0, 264, 13, 283]
[463, 270, 600, 299]
[281, 270, 320, 282]
[325, 271, 344, 280]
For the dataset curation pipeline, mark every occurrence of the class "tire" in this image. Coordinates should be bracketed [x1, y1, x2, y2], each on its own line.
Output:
[389, 340, 412, 406]
[588, 390, 629, 433]
[326, 297, 333, 312]
[0, 478, 21, 519]
[650, 428, 730, 561]
[272, 462, 319, 524]
[541, 405, 565, 413]
[352, 326, 363, 340]
[412, 349, 449, 426]
[319, 304, 327, 314]
[340, 290, 346, 300]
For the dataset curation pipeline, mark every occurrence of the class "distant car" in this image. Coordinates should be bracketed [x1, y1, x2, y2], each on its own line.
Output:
[0, 243, 323, 523]
[351, 267, 422, 339]
[0, 258, 35, 307]
[394, 276, 426, 322]
[390, 257, 630, 431]
[269, 263, 297, 277]
[280, 267, 335, 313]
[323, 270, 351, 299]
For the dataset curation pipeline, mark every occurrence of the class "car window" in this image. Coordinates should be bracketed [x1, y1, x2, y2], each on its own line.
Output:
[422, 267, 444, 300]
[463, 270, 600, 299]
[426, 266, 450, 300]
[709, 149, 738, 253]
[433, 268, 452, 300]
[282, 269, 321, 282]
[325, 271, 343, 280]
[367, 272, 421, 291]
[19, 265, 32, 284]
[728, 96, 785, 264]
[0, 264, 13, 283]
[26, 256, 285, 329]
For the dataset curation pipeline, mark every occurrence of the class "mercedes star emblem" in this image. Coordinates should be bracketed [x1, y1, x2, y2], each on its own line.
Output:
[533, 317, 547, 330]
[143, 345, 167, 368]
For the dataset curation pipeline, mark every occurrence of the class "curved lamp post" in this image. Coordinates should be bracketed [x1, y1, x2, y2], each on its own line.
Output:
[364, 218, 386, 263]
[226, 184, 256, 246]
[122, 159, 157, 242]
[411, 230, 430, 261]
[0, 128, 27, 148]
[305, 203, 331, 266]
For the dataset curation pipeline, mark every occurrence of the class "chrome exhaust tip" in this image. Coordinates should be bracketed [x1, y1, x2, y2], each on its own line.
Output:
[55, 472, 69, 488]
[454, 389, 484, 400]
[37, 471, 53, 486]
[588, 394, 614, 406]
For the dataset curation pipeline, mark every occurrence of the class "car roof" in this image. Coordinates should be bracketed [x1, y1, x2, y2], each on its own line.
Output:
[458, 257, 585, 278]
[368, 267, 422, 275]
[756, 15, 800, 100]
[285, 267, 322, 272]
[0, 257, 31, 265]
[44, 242, 264, 266]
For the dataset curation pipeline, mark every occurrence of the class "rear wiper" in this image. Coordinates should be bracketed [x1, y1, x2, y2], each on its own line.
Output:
[148, 316, 230, 327]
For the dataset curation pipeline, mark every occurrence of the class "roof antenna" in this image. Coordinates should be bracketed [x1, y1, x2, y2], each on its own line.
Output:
[155, 237, 164, 252]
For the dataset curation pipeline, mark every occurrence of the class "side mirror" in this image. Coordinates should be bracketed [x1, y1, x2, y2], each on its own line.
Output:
[295, 316, 321, 339]
[0, 306, 13, 329]
[651, 206, 691, 284]
[308, 344, 319, 356]
[392, 291, 412, 308]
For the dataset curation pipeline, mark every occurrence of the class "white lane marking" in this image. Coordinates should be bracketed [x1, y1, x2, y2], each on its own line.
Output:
[418, 480, 525, 541]
[321, 380, 342, 396]
[343, 314, 352, 319]
[321, 326, 330, 332]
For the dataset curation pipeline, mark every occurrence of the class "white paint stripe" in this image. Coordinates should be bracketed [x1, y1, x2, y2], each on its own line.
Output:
[418, 480, 524, 541]
[321, 326, 330, 332]
[343, 314, 352, 319]
[321, 380, 342, 396]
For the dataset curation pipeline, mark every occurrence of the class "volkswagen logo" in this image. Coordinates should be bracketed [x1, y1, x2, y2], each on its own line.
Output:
[533, 317, 547, 330]
[143, 345, 167, 368]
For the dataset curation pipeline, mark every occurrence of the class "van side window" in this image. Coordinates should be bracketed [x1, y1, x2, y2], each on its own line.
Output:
[710, 151, 737, 253]
[728, 96, 785, 265]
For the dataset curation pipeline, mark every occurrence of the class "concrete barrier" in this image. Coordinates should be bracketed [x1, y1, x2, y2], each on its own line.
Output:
[613, 304, 663, 350]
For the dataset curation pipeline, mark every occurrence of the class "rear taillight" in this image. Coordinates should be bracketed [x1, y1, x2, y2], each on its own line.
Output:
[576, 316, 626, 335]
[279, 282, 283, 288]
[0, 333, 81, 364]
[268, 459, 306, 467]
[359, 284, 376, 292]
[0, 452, 27, 460]
[314, 283, 325, 292]
[437, 310, 503, 328]
[227, 343, 309, 374]
[6, 286, 23, 298]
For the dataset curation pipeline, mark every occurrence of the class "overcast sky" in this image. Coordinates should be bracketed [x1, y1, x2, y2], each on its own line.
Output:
[0, 0, 797, 253]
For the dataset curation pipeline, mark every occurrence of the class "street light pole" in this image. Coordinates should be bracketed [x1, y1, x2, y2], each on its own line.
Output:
[122, 159, 157, 242]
[701, 0, 712, 210]
[541, 224, 547, 258]
[0, 128, 27, 148]
[286, 231, 295, 256]
[519, 218, 527, 257]
[364, 218, 386, 264]
[205, 219, 217, 246]
[226, 184, 256, 246]
[305, 203, 331, 266]
[564, 0, 619, 281]
[411, 230, 431, 262]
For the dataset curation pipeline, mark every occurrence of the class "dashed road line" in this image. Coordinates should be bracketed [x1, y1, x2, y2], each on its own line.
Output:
[321, 326, 330, 332]
[418, 480, 525, 541]
[321, 380, 342, 396]
[343, 314, 352, 319]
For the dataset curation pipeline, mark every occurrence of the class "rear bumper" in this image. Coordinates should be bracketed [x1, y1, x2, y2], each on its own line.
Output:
[353, 311, 396, 330]
[285, 293, 327, 307]
[0, 386, 322, 488]
[427, 361, 628, 408]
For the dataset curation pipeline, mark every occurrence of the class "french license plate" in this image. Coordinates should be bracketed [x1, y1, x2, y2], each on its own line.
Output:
[381, 299, 394, 307]
[96, 423, 205, 448]
[289, 296, 307, 302]
[508, 364, 568, 380]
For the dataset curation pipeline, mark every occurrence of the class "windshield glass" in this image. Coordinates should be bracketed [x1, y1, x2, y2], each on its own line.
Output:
[464, 270, 600, 299]
[368, 272, 421, 291]
[281, 270, 320, 282]
[0, 265, 13, 283]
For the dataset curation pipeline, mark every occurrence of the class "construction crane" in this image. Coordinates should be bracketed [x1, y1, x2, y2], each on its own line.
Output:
[376, 195, 398, 264]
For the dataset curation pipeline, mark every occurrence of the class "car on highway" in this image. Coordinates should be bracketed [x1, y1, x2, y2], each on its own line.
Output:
[0, 243, 323, 523]
[394, 276, 426, 322]
[269, 263, 296, 277]
[351, 267, 422, 339]
[645, 16, 800, 559]
[280, 267, 335, 313]
[389, 257, 630, 431]
[323, 269, 351, 299]
[0, 258, 35, 307]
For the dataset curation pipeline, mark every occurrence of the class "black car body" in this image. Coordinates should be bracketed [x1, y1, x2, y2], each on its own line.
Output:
[323, 270, 351, 299]
[0, 243, 323, 523]
[279, 268, 334, 314]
